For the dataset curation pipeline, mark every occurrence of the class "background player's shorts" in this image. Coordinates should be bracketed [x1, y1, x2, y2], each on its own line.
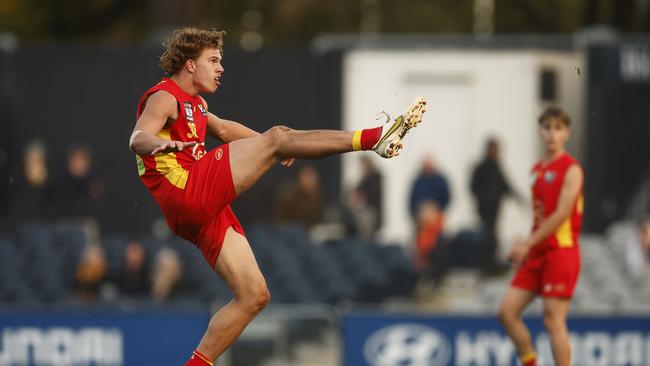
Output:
[172, 144, 245, 267]
[511, 247, 581, 298]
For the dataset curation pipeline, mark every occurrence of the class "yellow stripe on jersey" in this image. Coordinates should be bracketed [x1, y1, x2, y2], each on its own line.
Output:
[154, 129, 189, 189]
[352, 130, 362, 151]
[555, 217, 574, 248]
[577, 194, 584, 215]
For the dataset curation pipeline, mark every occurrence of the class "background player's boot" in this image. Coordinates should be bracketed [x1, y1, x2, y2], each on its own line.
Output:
[372, 97, 427, 158]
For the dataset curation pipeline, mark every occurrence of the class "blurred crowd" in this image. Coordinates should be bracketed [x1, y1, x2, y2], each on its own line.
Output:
[270, 137, 526, 285]
[1, 136, 649, 307]
[74, 238, 186, 304]
[6, 139, 104, 224]
[0, 139, 190, 306]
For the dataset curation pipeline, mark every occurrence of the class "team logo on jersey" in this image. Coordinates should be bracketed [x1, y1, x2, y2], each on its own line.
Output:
[197, 104, 208, 116]
[183, 102, 194, 122]
[544, 171, 557, 183]
[215, 148, 223, 160]
[192, 142, 206, 161]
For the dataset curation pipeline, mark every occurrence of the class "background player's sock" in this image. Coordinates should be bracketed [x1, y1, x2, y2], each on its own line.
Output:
[185, 350, 213, 366]
[520, 351, 537, 366]
[352, 127, 382, 151]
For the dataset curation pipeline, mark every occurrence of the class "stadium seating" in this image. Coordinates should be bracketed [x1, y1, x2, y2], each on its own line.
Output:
[7, 219, 646, 315]
[0, 222, 418, 309]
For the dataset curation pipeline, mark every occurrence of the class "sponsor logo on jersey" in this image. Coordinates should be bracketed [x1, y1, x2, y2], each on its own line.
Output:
[183, 102, 194, 122]
[198, 104, 208, 116]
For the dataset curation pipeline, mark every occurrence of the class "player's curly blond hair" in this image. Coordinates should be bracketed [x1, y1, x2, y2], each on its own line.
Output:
[159, 27, 225, 76]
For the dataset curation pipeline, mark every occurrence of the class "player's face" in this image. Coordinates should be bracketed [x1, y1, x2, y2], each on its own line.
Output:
[192, 48, 224, 93]
[539, 117, 569, 154]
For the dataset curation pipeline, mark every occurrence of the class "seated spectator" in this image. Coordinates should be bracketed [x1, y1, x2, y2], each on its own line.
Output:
[151, 247, 184, 301]
[115, 240, 150, 299]
[625, 218, 650, 280]
[57, 144, 105, 220]
[74, 243, 108, 303]
[274, 164, 324, 228]
[9, 139, 54, 222]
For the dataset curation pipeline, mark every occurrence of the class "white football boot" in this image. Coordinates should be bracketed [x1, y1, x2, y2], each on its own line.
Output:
[372, 97, 427, 158]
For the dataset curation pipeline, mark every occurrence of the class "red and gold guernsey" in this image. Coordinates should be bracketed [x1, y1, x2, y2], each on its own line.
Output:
[529, 153, 583, 256]
[135, 78, 208, 202]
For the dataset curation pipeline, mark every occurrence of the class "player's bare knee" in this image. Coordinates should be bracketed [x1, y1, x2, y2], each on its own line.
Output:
[250, 287, 270, 314]
[496, 308, 507, 324]
[497, 307, 514, 325]
[263, 125, 292, 157]
[542, 309, 563, 331]
[240, 283, 270, 314]
[257, 287, 271, 310]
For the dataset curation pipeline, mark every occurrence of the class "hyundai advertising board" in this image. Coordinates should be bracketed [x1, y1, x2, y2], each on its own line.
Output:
[0, 311, 209, 366]
[344, 313, 650, 366]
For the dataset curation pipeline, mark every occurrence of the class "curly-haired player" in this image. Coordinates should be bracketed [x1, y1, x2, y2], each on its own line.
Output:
[129, 27, 426, 366]
[497, 106, 584, 366]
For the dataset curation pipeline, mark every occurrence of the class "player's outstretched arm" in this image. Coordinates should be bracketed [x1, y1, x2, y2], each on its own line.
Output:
[207, 112, 260, 143]
[200, 96, 259, 143]
[509, 165, 583, 265]
[130, 91, 196, 155]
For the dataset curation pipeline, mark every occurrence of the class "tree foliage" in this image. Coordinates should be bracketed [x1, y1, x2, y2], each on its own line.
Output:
[0, 0, 646, 43]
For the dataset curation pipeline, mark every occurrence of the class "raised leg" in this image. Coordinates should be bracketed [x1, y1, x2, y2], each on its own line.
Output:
[228, 126, 354, 195]
[228, 97, 428, 196]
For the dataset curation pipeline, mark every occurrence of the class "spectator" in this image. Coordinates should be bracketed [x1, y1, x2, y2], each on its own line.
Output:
[74, 243, 109, 303]
[274, 164, 324, 228]
[114, 240, 150, 299]
[470, 138, 522, 274]
[408, 155, 451, 270]
[151, 247, 184, 301]
[625, 218, 650, 280]
[414, 201, 446, 271]
[9, 139, 54, 222]
[57, 144, 104, 219]
[346, 156, 383, 240]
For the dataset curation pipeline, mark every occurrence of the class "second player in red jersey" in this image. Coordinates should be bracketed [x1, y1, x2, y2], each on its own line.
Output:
[498, 107, 584, 366]
[512, 153, 583, 298]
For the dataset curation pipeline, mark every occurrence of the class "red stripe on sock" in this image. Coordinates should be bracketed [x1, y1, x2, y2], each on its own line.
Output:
[185, 351, 213, 366]
[360, 126, 382, 150]
[523, 358, 537, 366]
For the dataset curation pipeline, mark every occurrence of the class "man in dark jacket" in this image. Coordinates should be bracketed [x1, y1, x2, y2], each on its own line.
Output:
[471, 138, 521, 274]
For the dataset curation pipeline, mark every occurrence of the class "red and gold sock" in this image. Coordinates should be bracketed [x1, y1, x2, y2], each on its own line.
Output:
[520, 351, 537, 366]
[352, 126, 382, 151]
[185, 350, 213, 366]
